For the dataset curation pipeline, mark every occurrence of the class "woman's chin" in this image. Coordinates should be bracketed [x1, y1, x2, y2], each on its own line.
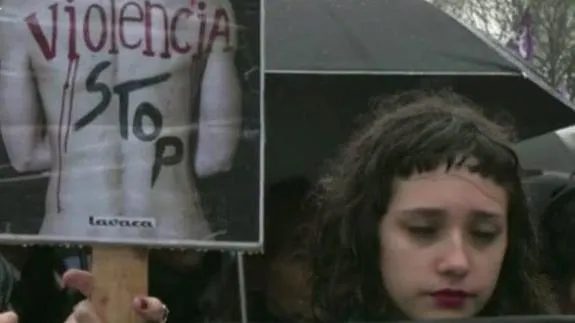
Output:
[409, 308, 476, 321]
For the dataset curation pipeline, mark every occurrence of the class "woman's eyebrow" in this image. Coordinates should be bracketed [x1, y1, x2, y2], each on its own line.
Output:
[469, 210, 503, 221]
[398, 208, 502, 220]
[398, 207, 447, 218]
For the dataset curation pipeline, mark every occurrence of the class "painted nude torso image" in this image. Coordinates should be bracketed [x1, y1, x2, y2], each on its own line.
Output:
[0, 0, 242, 242]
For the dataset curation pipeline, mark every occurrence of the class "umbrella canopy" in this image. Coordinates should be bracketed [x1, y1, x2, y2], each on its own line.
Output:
[522, 171, 569, 215]
[264, 0, 575, 138]
[515, 126, 575, 173]
[264, 0, 575, 184]
[265, 0, 517, 73]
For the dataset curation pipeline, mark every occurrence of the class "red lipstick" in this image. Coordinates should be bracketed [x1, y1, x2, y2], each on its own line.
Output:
[431, 289, 471, 309]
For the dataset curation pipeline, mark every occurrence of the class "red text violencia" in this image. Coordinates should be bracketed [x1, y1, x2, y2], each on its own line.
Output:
[24, 0, 233, 61]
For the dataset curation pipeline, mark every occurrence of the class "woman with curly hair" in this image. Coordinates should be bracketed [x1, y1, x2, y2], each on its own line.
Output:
[311, 91, 556, 322]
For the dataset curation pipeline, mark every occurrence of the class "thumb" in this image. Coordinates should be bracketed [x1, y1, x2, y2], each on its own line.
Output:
[0, 312, 18, 323]
[70, 300, 106, 323]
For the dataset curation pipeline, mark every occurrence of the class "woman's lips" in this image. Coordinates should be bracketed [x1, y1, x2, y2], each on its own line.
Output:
[430, 289, 472, 309]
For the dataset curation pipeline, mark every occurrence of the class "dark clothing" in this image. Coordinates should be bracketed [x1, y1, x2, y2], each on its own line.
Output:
[10, 247, 72, 323]
[1, 249, 239, 323]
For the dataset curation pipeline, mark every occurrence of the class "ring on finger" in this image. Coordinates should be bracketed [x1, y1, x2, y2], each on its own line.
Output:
[145, 304, 169, 323]
[159, 304, 169, 323]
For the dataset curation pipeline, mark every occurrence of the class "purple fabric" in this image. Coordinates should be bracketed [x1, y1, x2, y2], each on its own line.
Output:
[507, 9, 534, 61]
[517, 9, 534, 60]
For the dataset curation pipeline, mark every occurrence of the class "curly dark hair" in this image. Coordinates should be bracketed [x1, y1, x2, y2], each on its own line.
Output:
[310, 91, 555, 322]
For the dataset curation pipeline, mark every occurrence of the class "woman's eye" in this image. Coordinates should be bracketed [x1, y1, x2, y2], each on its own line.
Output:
[408, 226, 437, 238]
[471, 230, 498, 243]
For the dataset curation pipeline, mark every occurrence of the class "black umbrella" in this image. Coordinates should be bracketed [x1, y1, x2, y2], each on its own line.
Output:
[522, 170, 570, 221]
[515, 127, 575, 173]
[264, 0, 575, 184]
[266, 0, 519, 73]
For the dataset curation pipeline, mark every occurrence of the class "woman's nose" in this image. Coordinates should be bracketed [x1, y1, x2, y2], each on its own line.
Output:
[436, 233, 471, 278]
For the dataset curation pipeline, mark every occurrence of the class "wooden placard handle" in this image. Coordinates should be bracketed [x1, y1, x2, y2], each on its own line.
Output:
[91, 246, 149, 323]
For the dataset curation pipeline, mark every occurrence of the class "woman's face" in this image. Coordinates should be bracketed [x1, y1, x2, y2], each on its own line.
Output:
[379, 166, 508, 320]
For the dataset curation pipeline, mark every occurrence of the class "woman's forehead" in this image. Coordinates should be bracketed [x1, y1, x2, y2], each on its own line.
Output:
[389, 168, 508, 217]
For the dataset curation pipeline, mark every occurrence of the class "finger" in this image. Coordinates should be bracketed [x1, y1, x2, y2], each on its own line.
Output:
[63, 269, 109, 311]
[132, 296, 166, 322]
[69, 300, 106, 323]
[63, 269, 95, 297]
[0, 312, 18, 323]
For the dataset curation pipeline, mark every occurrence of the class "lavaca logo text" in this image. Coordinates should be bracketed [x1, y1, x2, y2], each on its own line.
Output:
[88, 216, 155, 228]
